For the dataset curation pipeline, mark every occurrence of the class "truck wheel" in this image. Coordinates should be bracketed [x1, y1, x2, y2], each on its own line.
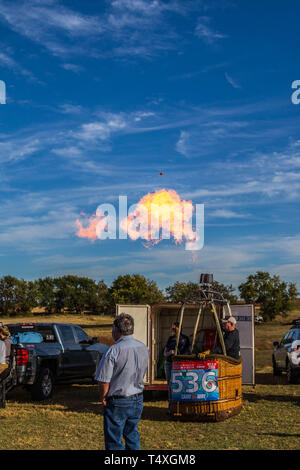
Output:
[287, 362, 297, 384]
[272, 356, 281, 376]
[30, 368, 54, 401]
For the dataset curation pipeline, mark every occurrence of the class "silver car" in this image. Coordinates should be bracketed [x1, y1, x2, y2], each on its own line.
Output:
[272, 320, 300, 384]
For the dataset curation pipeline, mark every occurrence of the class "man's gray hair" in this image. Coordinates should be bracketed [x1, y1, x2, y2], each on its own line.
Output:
[114, 313, 134, 336]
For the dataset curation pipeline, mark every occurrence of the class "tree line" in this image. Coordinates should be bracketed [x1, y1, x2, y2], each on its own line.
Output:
[0, 271, 297, 321]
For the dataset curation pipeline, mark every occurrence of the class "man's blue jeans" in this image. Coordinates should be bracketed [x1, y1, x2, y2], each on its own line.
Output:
[103, 395, 143, 450]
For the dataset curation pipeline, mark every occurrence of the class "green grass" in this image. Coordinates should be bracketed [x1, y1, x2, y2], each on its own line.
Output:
[0, 309, 299, 450]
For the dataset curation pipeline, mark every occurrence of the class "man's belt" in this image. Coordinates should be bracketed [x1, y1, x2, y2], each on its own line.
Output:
[107, 392, 143, 400]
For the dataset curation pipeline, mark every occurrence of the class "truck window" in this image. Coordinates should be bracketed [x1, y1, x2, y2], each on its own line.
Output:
[73, 326, 90, 344]
[35, 326, 57, 343]
[5, 324, 57, 343]
[57, 325, 76, 345]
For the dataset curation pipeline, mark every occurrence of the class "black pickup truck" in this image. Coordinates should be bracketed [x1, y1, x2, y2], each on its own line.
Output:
[3, 322, 109, 402]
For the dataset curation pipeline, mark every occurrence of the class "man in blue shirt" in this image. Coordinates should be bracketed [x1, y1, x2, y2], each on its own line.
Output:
[95, 313, 149, 450]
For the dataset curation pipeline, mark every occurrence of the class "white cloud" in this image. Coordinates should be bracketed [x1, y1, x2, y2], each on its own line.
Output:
[262, 235, 300, 258]
[225, 72, 242, 89]
[0, 136, 42, 163]
[209, 209, 246, 219]
[61, 63, 84, 73]
[195, 16, 227, 45]
[29, 242, 258, 288]
[0, 0, 101, 37]
[0, 0, 102, 57]
[269, 264, 300, 284]
[73, 117, 126, 142]
[134, 112, 155, 121]
[51, 146, 82, 158]
[58, 103, 84, 115]
[0, 50, 36, 81]
[0, 195, 78, 249]
[0, 107, 159, 172]
[0, 51, 18, 69]
[1, 99, 299, 209]
[0, 0, 199, 59]
[175, 130, 190, 157]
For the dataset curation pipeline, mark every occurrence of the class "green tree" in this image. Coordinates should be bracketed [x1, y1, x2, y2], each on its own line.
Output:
[88, 280, 109, 315]
[55, 275, 85, 314]
[0, 276, 39, 316]
[57, 275, 109, 315]
[211, 281, 238, 304]
[14, 279, 39, 316]
[238, 271, 298, 321]
[108, 274, 165, 312]
[36, 277, 57, 314]
[165, 280, 238, 303]
[165, 281, 199, 303]
[0, 275, 20, 316]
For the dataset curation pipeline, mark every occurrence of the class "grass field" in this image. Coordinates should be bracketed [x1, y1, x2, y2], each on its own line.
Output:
[0, 310, 299, 450]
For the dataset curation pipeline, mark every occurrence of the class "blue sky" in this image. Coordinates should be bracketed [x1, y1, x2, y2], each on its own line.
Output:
[0, 0, 300, 293]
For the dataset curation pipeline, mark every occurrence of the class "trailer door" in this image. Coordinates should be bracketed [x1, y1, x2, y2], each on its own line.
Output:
[229, 304, 255, 385]
[116, 304, 151, 384]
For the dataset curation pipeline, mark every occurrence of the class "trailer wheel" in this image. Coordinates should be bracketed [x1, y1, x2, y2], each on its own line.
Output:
[30, 367, 54, 401]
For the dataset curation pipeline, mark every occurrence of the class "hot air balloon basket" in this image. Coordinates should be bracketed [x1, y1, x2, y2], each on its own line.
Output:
[170, 354, 242, 422]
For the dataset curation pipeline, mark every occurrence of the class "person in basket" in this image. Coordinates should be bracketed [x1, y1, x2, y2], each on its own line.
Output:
[164, 322, 191, 410]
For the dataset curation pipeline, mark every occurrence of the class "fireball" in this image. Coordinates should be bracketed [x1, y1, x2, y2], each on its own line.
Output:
[76, 189, 198, 247]
[120, 189, 196, 247]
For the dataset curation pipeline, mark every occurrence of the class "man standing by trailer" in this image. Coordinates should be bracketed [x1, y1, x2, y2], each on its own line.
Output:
[95, 313, 149, 450]
[211, 316, 240, 359]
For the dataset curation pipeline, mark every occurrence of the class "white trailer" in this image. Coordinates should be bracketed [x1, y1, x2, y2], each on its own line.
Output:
[116, 302, 255, 388]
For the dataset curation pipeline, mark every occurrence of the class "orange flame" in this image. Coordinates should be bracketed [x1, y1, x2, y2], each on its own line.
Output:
[75, 189, 198, 247]
[121, 189, 196, 247]
[75, 214, 99, 242]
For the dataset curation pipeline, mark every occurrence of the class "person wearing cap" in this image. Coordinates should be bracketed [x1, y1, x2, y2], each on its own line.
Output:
[211, 316, 240, 360]
[0, 325, 12, 375]
[95, 313, 149, 450]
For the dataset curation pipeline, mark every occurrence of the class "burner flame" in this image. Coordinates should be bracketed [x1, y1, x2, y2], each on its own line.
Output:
[76, 189, 200, 248]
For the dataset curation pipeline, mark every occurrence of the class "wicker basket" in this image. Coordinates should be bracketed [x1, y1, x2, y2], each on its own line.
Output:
[170, 353, 242, 422]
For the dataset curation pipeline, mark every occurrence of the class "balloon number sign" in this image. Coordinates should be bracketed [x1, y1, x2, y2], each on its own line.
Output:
[171, 361, 219, 402]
